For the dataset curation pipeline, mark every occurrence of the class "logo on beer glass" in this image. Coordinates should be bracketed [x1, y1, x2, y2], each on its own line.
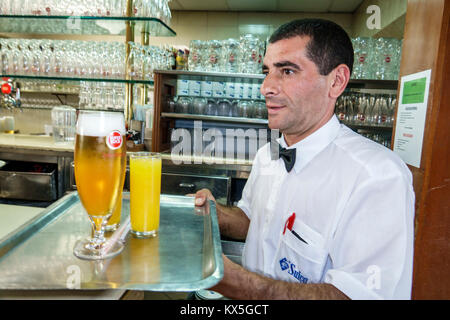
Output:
[106, 131, 123, 150]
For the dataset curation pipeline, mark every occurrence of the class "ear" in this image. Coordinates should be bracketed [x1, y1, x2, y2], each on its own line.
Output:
[329, 64, 350, 99]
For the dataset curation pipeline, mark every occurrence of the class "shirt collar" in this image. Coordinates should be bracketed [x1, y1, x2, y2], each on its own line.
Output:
[277, 115, 341, 174]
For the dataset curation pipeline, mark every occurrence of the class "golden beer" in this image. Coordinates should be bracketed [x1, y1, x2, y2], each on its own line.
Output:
[73, 110, 126, 260]
[74, 134, 126, 218]
[106, 165, 126, 231]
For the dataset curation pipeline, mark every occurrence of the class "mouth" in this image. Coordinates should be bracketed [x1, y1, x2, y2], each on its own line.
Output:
[266, 104, 285, 115]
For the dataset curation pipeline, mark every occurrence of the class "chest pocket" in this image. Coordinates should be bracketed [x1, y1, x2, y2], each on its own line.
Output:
[272, 219, 328, 284]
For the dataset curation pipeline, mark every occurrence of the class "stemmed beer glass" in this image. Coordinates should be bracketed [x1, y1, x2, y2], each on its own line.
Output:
[73, 110, 127, 260]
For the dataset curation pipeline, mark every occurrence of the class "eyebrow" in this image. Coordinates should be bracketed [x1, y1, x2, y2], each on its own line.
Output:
[262, 61, 301, 71]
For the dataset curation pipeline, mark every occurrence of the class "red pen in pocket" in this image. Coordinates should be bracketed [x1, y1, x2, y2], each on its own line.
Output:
[283, 212, 308, 244]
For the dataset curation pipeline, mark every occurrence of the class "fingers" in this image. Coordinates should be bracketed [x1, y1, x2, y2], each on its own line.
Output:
[185, 193, 206, 206]
[194, 190, 208, 206]
[191, 188, 214, 206]
[195, 197, 205, 206]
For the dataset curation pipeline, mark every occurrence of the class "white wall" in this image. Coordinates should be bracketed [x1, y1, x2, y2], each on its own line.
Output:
[352, 0, 407, 38]
[148, 11, 354, 48]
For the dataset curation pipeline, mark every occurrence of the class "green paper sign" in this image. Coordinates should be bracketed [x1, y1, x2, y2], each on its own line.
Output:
[402, 77, 426, 104]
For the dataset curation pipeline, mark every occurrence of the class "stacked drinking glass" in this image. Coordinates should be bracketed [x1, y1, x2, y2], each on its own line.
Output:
[352, 37, 402, 80]
[187, 35, 265, 74]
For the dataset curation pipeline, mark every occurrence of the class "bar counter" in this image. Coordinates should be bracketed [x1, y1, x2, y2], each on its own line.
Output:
[0, 133, 74, 152]
[0, 204, 43, 242]
[0, 133, 253, 171]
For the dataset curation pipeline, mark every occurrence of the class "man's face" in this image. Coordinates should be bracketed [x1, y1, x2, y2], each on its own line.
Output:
[261, 36, 333, 145]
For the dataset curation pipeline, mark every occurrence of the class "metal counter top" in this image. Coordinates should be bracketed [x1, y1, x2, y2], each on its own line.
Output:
[0, 204, 43, 241]
[0, 134, 252, 178]
[0, 192, 223, 292]
[0, 133, 74, 153]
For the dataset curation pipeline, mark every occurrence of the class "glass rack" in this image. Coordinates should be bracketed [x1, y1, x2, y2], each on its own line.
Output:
[1, 74, 154, 85]
[0, 15, 176, 37]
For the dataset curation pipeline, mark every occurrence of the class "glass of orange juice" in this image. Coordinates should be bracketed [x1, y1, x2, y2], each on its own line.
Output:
[130, 152, 162, 238]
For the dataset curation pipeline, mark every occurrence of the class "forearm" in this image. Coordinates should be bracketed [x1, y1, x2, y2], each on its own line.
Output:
[214, 257, 349, 300]
[257, 278, 350, 300]
[216, 204, 249, 241]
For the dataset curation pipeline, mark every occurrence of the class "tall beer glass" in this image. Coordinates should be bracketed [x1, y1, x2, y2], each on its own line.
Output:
[73, 110, 127, 260]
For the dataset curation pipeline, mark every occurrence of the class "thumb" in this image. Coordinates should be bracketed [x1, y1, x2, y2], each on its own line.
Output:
[195, 194, 206, 206]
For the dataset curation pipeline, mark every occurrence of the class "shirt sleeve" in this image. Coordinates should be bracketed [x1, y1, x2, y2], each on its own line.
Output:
[323, 172, 415, 300]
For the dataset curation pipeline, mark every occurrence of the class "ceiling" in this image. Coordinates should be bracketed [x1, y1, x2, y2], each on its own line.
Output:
[169, 0, 366, 13]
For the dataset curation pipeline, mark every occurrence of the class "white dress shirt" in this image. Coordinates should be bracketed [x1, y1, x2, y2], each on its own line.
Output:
[237, 115, 415, 300]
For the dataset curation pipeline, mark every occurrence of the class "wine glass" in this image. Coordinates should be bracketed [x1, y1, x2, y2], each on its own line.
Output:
[73, 110, 127, 260]
[335, 95, 346, 122]
[356, 93, 368, 124]
[26, 40, 41, 76]
[9, 40, 22, 75]
[127, 42, 141, 80]
[39, 40, 52, 76]
[0, 39, 10, 74]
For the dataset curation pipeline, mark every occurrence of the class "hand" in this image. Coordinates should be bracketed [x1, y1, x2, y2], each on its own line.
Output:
[187, 188, 216, 207]
[208, 254, 240, 297]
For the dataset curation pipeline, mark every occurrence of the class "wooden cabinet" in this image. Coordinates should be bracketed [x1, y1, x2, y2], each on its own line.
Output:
[397, 0, 450, 300]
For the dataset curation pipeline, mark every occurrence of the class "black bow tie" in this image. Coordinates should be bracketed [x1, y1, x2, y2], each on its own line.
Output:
[271, 141, 296, 172]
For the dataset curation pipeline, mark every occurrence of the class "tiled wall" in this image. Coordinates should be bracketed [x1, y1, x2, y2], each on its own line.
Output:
[0, 108, 51, 134]
[149, 11, 354, 47]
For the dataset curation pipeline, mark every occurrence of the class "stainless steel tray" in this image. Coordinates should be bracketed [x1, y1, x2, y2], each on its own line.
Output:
[0, 192, 223, 292]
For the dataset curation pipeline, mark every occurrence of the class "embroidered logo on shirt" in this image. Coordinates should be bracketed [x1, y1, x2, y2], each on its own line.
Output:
[279, 257, 309, 283]
[279, 257, 289, 271]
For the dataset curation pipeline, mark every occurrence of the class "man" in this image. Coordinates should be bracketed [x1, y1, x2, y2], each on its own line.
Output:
[194, 19, 415, 300]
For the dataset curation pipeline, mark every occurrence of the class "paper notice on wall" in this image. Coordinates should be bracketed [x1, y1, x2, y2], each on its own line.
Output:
[393, 69, 431, 168]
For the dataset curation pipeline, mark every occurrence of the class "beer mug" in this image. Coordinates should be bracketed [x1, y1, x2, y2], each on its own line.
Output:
[73, 110, 127, 260]
[51, 106, 76, 142]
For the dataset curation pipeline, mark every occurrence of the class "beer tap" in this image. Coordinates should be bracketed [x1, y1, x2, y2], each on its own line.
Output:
[1, 78, 21, 110]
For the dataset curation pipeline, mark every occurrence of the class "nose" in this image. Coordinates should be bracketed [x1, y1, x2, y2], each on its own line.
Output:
[260, 72, 279, 98]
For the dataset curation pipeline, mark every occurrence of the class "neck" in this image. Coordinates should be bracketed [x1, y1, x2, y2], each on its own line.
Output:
[283, 114, 333, 147]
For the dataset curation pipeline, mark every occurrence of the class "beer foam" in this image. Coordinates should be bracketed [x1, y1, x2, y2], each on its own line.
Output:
[76, 111, 126, 136]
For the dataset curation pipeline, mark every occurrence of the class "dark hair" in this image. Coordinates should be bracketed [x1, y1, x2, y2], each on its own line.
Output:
[269, 19, 354, 76]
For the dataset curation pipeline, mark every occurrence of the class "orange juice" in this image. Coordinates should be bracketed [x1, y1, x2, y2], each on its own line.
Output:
[130, 153, 162, 237]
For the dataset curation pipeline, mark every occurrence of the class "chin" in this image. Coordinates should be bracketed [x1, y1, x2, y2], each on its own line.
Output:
[268, 114, 285, 128]
[267, 119, 280, 130]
